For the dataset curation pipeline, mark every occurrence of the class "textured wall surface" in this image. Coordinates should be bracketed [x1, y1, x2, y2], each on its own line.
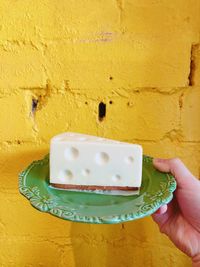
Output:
[0, 0, 200, 266]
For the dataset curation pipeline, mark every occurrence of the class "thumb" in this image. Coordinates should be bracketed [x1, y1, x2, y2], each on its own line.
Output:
[153, 158, 199, 189]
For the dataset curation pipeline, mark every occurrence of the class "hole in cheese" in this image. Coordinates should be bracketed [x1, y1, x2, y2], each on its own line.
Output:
[112, 174, 121, 182]
[58, 169, 73, 182]
[125, 156, 134, 164]
[95, 152, 109, 165]
[81, 169, 90, 176]
[64, 147, 79, 161]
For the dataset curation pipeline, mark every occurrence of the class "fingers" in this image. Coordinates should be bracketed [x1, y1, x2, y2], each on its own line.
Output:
[152, 205, 168, 227]
[152, 206, 169, 227]
[152, 205, 168, 226]
[155, 205, 168, 215]
[152, 201, 175, 229]
[153, 158, 198, 189]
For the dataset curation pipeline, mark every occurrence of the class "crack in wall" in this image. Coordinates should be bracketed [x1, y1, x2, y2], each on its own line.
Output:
[116, 0, 123, 12]
[28, 80, 52, 134]
[30, 80, 52, 113]
[128, 87, 189, 95]
[0, 140, 46, 148]
[0, 138, 200, 148]
[178, 93, 184, 109]
[0, 84, 193, 97]
[188, 43, 200, 86]
[115, 0, 124, 25]
[0, 39, 45, 52]
[160, 128, 183, 142]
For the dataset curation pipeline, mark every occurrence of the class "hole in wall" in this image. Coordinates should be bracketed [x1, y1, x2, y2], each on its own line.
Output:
[32, 98, 38, 114]
[109, 76, 113, 80]
[188, 44, 199, 86]
[188, 57, 195, 86]
[85, 101, 88, 105]
[98, 102, 106, 121]
[179, 93, 184, 109]
[109, 100, 113, 104]
[127, 101, 133, 107]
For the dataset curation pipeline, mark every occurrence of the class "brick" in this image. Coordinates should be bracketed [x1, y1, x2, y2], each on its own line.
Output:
[34, 90, 180, 142]
[0, 144, 77, 239]
[181, 86, 200, 141]
[70, 222, 123, 246]
[119, 0, 200, 87]
[139, 140, 200, 177]
[44, 38, 192, 89]
[0, 0, 119, 41]
[0, 92, 35, 141]
[102, 91, 180, 141]
[1, 0, 198, 88]
[0, 144, 48, 191]
[0, 238, 62, 267]
[0, 45, 46, 88]
[123, 0, 200, 42]
[0, 192, 73, 239]
[67, 220, 191, 267]
[35, 92, 99, 142]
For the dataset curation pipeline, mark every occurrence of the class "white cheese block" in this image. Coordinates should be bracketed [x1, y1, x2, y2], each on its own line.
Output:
[50, 132, 143, 189]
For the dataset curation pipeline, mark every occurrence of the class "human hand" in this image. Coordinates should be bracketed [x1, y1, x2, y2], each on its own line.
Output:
[152, 158, 200, 267]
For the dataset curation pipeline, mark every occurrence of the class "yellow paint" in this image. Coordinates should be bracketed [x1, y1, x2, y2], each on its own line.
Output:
[0, 0, 199, 266]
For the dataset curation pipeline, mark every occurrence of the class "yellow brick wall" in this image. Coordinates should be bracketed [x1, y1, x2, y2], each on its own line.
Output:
[0, 1, 200, 266]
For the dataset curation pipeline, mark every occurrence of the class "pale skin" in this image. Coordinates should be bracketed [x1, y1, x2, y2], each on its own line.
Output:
[152, 158, 200, 267]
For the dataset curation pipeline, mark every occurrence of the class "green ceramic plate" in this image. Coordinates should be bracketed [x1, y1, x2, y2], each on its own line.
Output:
[19, 155, 176, 224]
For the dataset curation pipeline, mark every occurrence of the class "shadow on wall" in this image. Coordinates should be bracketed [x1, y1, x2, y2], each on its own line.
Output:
[69, 218, 191, 267]
[69, 220, 148, 267]
[69, 220, 146, 267]
[69, 222, 133, 267]
[1, 145, 48, 191]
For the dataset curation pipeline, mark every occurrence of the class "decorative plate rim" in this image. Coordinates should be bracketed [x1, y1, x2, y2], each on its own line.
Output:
[19, 154, 176, 224]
